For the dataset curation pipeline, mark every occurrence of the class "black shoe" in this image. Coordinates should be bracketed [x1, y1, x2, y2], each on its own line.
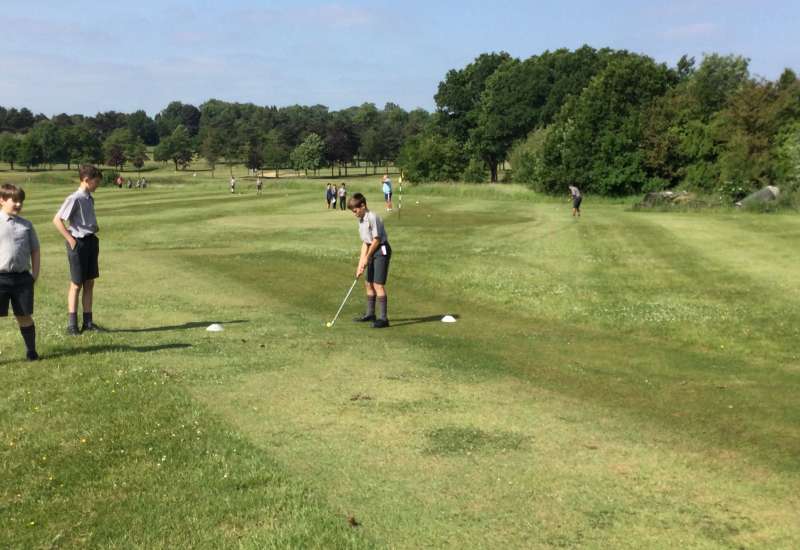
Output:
[66, 325, 80, 336]
[26, 350, 39, 361]
[372, 319, 390, 329]
[353, 314, 376, 323]
[82, 322, 104, 332]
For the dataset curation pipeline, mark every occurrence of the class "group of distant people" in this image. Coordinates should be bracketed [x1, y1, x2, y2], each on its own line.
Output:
[229, 176, 264, 195]
[325, 174, 395, 212]
[114, 176, 147, 189]
[325, 183, 348, 210]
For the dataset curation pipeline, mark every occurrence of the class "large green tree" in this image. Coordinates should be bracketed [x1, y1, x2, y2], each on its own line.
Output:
[434, 52, 513, 145]
[290, 133, 325, 174]
[262, 129, 289, 177]
[30, 120, 67, 169]
[64, 123, 103, 168]
[198, 127, 225, 177]
[103, 128, 134, 169]
[0, 133, 19, 169]
[541, 53, 676, 195]
[398, 132, 467, 182]
[16, 133, 42, 171]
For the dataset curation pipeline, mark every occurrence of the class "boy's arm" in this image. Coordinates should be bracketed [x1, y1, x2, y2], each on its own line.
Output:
[30, 248, 40, 281]
[357, 239, 381, 277]
[52, 214, 77, 250]
[356, 242, 370, 277]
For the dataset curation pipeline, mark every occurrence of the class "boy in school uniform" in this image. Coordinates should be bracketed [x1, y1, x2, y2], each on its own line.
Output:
[569, 185, 582, 217]
[348, 193, 391, 328]
[52, 165, 103, 335]
[338, 183, 347, 210]
[0, 184, 40, 360]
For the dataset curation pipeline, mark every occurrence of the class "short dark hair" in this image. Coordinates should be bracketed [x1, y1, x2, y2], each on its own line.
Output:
[348, 193, 367, 209]
[0, 183, 25, 202]
[78, 164, 102, 182]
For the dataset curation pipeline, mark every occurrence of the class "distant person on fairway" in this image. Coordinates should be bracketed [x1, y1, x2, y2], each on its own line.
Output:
[0, 184, 41, 360]
[53, 165, 103, 335]
[382, 174, 393, 211]
[331, 185, 339, 210]
[569, 185, 582, 217]
[338, 183, 347, 210]
[325, 183, 333, 209]
[229, 176, 236, 194]
[256, 177, 263, 195]
[349, 192, 391, 328]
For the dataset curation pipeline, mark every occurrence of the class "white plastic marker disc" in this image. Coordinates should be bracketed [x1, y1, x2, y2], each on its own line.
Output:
[206, 323, 224, 332]
[441, 315, 457, 323]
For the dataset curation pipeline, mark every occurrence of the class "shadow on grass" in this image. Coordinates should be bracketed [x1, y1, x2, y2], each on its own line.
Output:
[107, 320, 248, 333]
[2, 343, 193, 364]
[391, 314, 460, 327]
[47, 343, 192, 359]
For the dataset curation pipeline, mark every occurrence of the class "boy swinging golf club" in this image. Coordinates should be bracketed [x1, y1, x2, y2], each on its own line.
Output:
[349, 193, 391, 328]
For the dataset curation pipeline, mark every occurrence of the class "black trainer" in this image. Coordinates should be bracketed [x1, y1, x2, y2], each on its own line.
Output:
[26, 350, 40, 361]
[66, 325, 80, 336]
[353, 314, 376, 322]
[372, 319, 390, 329]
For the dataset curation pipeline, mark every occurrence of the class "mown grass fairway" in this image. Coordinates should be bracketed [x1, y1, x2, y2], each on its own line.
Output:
[2, 169, 799, 548]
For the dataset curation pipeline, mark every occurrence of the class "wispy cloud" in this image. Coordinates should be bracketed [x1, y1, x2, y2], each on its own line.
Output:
[225, 3, 378, 28]
[660, 22, 719, 39]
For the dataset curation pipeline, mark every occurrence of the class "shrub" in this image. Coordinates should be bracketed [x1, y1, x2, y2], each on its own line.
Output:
[462, 158, 487, 183]
[102, 170, 119, 187]
[398, 133, 467, 182]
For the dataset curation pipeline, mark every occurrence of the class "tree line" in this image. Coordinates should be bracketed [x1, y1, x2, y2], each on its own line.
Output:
[401, 46, 800, 199]
[0, 101, 430, 176]
[2, 45, 798, 198]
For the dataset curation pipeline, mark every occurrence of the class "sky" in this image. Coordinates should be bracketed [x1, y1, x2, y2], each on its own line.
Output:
[1, 0, 798, 116]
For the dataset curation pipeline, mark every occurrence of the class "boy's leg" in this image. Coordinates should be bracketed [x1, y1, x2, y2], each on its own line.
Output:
[371, 253, 390, 327]
[67, 282, 81, 333]
[8, 275, 38, 358]
[82, 278, 97, 330]
[16, 315, 38, 360]
[355, 280, 376, 322]
[373, 283, 388, 323]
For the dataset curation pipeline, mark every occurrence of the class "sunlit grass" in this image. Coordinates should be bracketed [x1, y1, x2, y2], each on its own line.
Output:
[1, 163, 799, 548]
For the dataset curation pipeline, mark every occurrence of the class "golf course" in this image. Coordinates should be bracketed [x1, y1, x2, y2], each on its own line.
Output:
[1, 167, 799, 548]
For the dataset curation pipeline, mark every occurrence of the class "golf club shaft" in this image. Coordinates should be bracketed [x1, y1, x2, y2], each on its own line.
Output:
[330, 278, 359, 326]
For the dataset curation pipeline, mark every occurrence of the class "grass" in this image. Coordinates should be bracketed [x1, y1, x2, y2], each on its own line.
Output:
[1, 163, 799, 548]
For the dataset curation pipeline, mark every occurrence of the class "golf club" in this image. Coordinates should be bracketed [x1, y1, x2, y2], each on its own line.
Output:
[327, 277, 359, 327]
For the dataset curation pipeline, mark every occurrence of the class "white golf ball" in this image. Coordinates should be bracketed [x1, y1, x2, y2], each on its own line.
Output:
[326, 322, 332, 328]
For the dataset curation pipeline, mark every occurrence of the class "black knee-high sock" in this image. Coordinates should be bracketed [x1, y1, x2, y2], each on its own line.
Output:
[377, 295, 387, 320]
[68, 313, 78, 329]
[20, 324, 36, 353]
[366, 295, 376, 317]
[83, 312, 93, 326]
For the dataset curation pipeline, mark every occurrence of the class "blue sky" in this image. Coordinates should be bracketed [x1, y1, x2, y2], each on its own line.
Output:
[1, 0, 797, 116]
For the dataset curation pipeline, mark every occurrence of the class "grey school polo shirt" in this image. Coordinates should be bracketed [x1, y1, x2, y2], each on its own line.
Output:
[56, 188, 98, 238]
[0, 212, 40, 273]
[358, 210, 388, 246]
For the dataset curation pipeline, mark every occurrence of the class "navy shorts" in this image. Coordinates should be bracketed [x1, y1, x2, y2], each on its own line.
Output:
[0, 272, 34, 317]
[384, 192, 392, 201]
[572, 196, 583, 209]
[66, 234, 100, 284]
[366, 243, 392, 285]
